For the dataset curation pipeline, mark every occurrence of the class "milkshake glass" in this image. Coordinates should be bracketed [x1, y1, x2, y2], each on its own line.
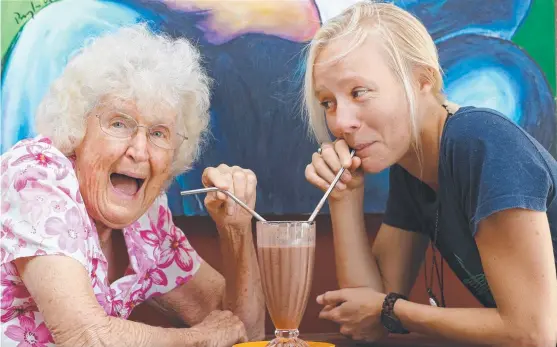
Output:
[256, 221, 316, 347]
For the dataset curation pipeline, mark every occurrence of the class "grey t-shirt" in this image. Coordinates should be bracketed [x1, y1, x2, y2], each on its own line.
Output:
[383, 106, 557, 307]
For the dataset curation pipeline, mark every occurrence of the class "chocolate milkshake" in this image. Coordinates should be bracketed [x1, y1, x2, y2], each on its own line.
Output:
[257, 244, 315, 330]
[256, 220, 316, 343]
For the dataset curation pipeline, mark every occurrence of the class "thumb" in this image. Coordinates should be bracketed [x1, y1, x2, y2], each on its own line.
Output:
[317, 289, 346, 306]
[204, 193, 225, 211]
[349, 156, 362, 172]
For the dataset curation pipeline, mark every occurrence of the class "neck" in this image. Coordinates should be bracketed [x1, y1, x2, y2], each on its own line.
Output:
[398, 102, 452, 191]
[95, 221, 113, 246]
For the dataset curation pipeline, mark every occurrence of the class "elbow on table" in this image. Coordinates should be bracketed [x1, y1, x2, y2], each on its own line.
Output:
[505, 325, 556, 347]
[50, 316, 111, 347]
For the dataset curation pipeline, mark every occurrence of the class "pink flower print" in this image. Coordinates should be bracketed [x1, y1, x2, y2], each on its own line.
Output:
[119, 288, 146, 319]
[1, 263, 31, 308]
[57, 186, 72, 199]
[19, 181, 56, 224]
[54, 166, 69, 180]
[50, 199, 67, 214]
[175, 275, 192, 286]
[139, 205, 171, 248]
[2, 219, 15, 240]
[157, 226, 194, 271]
[12, 138, 35, 150]
[1, 249, 14, 263]
[10, 143, 62, 169]
[44, 207, 87, 254]
[1, 174, 11, 214]
[139, 223, 165, 248]
[76, 190, 83, 204]
[96, 286, 123, 317]
[4, 315, 53, 346]
[17, 238, 28, 249]
[1, 299, 37, 323]
[34, 250, 46, 256]
[89, 257, 104, 288]
[13, 167, 48, 192]
[141, 267, 168, 292]
[147, 204, 169, 228]
[125, 230, 153, 272]
[1, 154, 12, 174]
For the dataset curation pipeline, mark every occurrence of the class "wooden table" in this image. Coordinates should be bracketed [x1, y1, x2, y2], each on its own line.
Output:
[269, 333, 475, 347]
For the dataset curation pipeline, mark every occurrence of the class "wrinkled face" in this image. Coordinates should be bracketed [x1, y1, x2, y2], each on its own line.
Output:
[313, 36, 415, 173]
[75, 97, 176, 229]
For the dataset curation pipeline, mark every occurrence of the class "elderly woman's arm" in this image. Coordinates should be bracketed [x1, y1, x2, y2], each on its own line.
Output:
[14, 255, 247, 347]
[153, 227, 265, 340]
[152, 165, 265, 340]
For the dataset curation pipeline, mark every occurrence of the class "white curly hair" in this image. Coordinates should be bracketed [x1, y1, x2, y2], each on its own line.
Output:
[35, 23, 212, 177]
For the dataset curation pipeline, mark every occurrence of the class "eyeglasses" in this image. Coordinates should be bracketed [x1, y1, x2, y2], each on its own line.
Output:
[96, 112, 187, 150]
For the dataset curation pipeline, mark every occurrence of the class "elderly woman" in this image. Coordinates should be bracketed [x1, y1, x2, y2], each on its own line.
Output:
[303, 2, 557, 347]
[0, 25, 264, 347]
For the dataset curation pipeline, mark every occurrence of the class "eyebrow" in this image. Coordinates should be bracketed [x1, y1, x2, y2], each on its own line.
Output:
[113, 110, 173, 125]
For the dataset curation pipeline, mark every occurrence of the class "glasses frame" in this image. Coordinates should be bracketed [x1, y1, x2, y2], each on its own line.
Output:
[95, 113, 187, 150]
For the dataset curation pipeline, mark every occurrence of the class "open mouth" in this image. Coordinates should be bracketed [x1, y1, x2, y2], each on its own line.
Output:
[110, 173, 145, 197]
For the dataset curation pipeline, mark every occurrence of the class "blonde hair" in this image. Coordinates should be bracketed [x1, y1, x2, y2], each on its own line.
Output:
[35, 24, 211, 178]
[303, 1, 445, 149]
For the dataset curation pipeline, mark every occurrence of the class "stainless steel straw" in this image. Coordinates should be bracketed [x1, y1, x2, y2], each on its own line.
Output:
[180, 187, 266, 222]
[307, 149, 356, 223]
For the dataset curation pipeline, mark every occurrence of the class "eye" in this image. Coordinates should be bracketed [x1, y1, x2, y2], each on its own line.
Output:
[351, 88, 369, 98]
[150, 126, 171, 139]
[320, 100, 334, 110]
[110, 120, 127, 129]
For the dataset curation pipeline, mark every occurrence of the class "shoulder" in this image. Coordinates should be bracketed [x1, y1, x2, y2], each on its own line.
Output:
[1, 136, 93, 265]
[2, 135, 80, 195]
[1, 135, 81, 198]
[442, 106, 547, 161]
[444, 106, 531, 144]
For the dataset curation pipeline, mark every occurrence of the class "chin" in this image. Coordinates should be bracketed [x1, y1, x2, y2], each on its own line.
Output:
[96, 199, 147, 229]
[360, 157, 393, 174]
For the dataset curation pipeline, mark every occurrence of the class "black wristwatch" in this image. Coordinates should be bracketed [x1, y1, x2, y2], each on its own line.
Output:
[380, 292, 410, 334]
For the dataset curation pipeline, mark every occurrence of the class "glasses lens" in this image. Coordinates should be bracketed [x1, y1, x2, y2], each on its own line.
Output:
[149, 125, 176, 149]
[100, 113, 136, 138]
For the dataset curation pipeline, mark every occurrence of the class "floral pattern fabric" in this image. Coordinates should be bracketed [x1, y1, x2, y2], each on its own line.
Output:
[0, 135, 202, 346]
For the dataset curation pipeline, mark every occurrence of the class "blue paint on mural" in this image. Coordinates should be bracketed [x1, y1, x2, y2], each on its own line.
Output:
[1, 0, 555, 217]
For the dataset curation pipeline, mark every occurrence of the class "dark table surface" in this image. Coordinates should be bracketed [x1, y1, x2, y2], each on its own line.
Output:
[265, 333, 474, 347]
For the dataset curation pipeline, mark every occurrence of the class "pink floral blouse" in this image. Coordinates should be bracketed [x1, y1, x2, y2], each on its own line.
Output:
[0, 135, 202, 347]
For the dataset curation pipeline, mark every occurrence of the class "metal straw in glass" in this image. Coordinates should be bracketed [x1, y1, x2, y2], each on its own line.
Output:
[307, 149, 356, 223]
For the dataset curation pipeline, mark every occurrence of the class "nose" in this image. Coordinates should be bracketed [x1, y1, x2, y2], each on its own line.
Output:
[125, 127, 149, 162]
[335, 101, 361, 134]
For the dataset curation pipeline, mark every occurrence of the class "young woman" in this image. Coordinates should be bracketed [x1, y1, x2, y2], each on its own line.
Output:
[303, 2, 557, 346]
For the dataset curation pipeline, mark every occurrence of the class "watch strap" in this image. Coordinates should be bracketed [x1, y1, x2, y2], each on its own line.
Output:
[381, 292, 410, 334]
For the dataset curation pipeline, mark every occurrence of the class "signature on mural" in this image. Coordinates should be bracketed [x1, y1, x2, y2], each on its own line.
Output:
[1, 0, 555, 216]
[13, 0, 61, 25]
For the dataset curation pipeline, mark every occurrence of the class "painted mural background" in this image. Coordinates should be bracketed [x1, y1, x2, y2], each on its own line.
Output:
[1, 0, 556, 217]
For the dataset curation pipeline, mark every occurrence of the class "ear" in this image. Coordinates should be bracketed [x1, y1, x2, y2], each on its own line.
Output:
[414, 66, 435, 93]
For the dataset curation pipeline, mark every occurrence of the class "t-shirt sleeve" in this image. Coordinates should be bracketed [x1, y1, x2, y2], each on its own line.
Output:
[383, 165, 423, 232]
[0, 138, 90, 269]
[138, 194, 203, 297]
[443, 109, 553, 235]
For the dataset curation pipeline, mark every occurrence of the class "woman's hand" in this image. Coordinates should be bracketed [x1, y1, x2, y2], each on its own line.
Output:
[317, 287, 389, 342]
[202, 164, 257, 229]
[190, 310, 248, 346]
[305, 139, 365, 201]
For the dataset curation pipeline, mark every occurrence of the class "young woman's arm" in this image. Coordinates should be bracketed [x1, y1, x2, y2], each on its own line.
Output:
[394, 208, 557, 347]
